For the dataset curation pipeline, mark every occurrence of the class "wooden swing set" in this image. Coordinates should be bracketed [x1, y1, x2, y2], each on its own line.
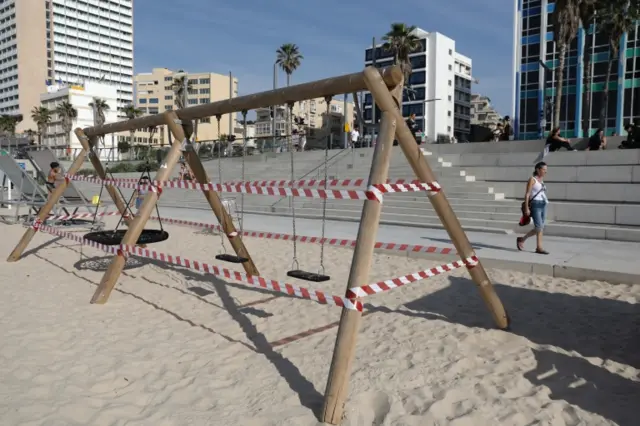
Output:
[7, 65, 509, 425]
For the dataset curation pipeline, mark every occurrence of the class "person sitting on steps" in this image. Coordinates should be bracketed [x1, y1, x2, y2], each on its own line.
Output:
[587, 128, 607, 150]
[546, 127, 576, 152]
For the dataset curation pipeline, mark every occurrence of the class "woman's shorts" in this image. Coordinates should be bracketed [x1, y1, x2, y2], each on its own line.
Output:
[530, 200, 547, 230]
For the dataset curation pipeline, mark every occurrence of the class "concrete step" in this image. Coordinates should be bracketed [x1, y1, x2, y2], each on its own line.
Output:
[241, 207, 516, 234]
[298, 201, 523, 217]
[544, 221, 640, 242]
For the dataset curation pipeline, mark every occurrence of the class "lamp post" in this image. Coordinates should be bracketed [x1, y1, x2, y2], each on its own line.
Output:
[422, 97, 441, 142]
[273, 61, 278, 150]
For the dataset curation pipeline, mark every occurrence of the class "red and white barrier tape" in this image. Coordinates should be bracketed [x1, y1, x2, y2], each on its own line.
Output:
[346, 256, 479, 299]
[67, 175, 441, 199]
[39, 211, 456, 257]
[37, 224, 363, 312]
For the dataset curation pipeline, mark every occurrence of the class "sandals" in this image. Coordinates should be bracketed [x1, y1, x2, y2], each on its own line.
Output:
[516, 237, 524, 251]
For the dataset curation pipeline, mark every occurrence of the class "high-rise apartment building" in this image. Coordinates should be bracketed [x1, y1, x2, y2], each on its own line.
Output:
[132, 68, 238, 143]
[6, 0, 133, 133]
[363, 29, 474, 142]
[513, 0, 640, 139]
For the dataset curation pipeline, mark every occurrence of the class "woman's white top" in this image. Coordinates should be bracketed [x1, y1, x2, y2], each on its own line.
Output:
[531, 177, 548, 203]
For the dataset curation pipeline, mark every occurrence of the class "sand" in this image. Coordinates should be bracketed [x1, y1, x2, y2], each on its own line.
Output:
[0, 220, 639, 426]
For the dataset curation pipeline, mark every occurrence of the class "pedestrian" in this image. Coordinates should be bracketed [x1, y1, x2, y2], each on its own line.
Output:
[517, 161, 549, 255]
[587, 128, 607, 150]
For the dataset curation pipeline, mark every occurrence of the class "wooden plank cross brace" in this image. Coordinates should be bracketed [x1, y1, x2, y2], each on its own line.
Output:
[89, 111, 258, 304]
[6, 130, 132, 262]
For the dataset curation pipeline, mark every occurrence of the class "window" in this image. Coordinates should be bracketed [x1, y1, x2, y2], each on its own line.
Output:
[199, 78, 210, 84]
[199, 98, 208, 104]
[164, 76, 172, 81]
[199, 88, 210, 94]
[448, 95, 452, 101]
[165, 105, 173, 110]
[188, 79, 198, 85]
[188, 99, 197, 105]
[449, 49, 452, 55]
[448, 111, 451, 117]
[408, 71, 426, 85]
[139, 98, 147, 104]
[447, 126, 451, 132]
[448, 64, 452, 71]
[148, 108, 159, 114]
[149, 98, 159, 104]
[448, 80, 452, 86]
[201, 117, 210, 123]
[409, 55, 426, 69]
[164, 95, 173, 100]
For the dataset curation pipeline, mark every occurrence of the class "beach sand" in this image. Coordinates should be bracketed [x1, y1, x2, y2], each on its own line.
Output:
[0, 220, 638, 426]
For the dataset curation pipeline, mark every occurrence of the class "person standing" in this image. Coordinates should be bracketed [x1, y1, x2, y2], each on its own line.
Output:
[350, 127, 360, 149]
[405, 113, 419, 145]
[517, 162, 549, 255]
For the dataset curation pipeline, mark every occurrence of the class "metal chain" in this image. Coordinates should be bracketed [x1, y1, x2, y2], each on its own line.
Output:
[287, 102, 298, 269]
[319, 95, 332, 274]
[240, 110, 247, 235]
[215, 115, 226, 253]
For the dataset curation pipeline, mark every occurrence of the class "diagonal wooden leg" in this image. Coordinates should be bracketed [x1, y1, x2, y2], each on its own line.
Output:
[165, 113, 259, 276]
[89, 112, 186, 304]
[7, 142, 89, 262]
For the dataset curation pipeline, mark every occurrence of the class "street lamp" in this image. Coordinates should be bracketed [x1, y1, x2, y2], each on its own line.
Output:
[422, 97, 441, 140]
[273, 61, 278, 149]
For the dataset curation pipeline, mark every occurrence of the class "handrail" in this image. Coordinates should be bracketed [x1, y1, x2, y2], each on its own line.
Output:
[269, 148, 352, 209]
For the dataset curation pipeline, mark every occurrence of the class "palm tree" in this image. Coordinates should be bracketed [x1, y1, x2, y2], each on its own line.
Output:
[31, 106, 52, 145]
[0, 114, 21, 136]
[276, 43, 303, 145]
[171, 70, 193, 110]
[551, 0, 582, 129]
[55, 101, 77, 148]
[89, 97, 110, 127]
[579, 0, 598, 137]
[121, 103, 143, 146]
[276, 43, 303, 87]
[381, 23, 421, 84]
[597, 0, 639, 129]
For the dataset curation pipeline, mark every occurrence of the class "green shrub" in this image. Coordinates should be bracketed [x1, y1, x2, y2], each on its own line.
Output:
[135, 161, 159, 172]
[75, 168, 96, 176]
[108, 162, 137, 173]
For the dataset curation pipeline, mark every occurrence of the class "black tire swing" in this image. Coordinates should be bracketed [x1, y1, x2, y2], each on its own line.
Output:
[83, 162, 169, 246]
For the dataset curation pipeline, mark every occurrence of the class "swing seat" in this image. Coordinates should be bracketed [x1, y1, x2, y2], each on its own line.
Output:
[287, 270, 331, 282]
[215, 254, 249, 263]
[83, 229, 169, 246]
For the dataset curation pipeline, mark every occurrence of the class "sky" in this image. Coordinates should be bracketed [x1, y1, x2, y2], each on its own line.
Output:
[133, 0, 515, 116]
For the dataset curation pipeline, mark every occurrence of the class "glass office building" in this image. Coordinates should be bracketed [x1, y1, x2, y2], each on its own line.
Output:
[513, 0, 640, 139]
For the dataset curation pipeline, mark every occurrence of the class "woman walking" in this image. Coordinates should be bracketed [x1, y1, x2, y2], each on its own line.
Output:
[517, 162, 549, 254]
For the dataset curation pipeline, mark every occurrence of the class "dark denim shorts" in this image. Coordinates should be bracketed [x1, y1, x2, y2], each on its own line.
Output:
[530, 200, 547, 230]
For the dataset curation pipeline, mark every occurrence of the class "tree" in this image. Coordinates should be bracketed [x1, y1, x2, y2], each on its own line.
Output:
[55, 101, 77, 148]
[552, 0, 582, 129]
[276, 43, 303, 145]
[579, 0, 598, 137]
[0, 114, 22, 135]
[171, 70, 193, 110]
[89, 97, 110, 127]
[597, 0, 639, 129]
[31, 106, 52, 145]
[121, 103, 143, 147]
[381, 23, 421, 84]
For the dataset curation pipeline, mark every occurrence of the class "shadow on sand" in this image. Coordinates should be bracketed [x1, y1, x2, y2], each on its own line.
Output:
[525, 348, 640, 426]
[405, 276, 640, 369]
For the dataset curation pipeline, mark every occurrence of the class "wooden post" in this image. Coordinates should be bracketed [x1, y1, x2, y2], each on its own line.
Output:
[165, 112, 259, 276]
[75, 129, 134, 227]
[7, 139, 89, 262]
[322, 97, 400, 422]
[363, 66, 509, 330]
[89, 112, 187, 304]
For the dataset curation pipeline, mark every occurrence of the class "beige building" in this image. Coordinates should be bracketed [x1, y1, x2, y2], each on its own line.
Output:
[8, 0, 134, 133]
[125, 68, 238, 145]
[471, 94, 503, 129]
[254, 98, 354, 140]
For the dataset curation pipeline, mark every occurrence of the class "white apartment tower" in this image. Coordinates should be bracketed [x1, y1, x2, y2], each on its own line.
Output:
[4, 0, 134, 133]
[363, 29, 473, 142]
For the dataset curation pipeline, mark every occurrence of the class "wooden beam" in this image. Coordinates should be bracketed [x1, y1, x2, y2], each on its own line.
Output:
[321, 85, 402, 423]
[75, 130, 134, 227]
[363, 66, 509, 330]
[164, 112, 259, 276]
[7, 138, 89, 261]
[89, 112, 186, 304]
[82, 66, 404, 137]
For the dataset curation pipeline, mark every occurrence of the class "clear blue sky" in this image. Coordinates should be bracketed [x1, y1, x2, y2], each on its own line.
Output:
[133, 0, 514, 116]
